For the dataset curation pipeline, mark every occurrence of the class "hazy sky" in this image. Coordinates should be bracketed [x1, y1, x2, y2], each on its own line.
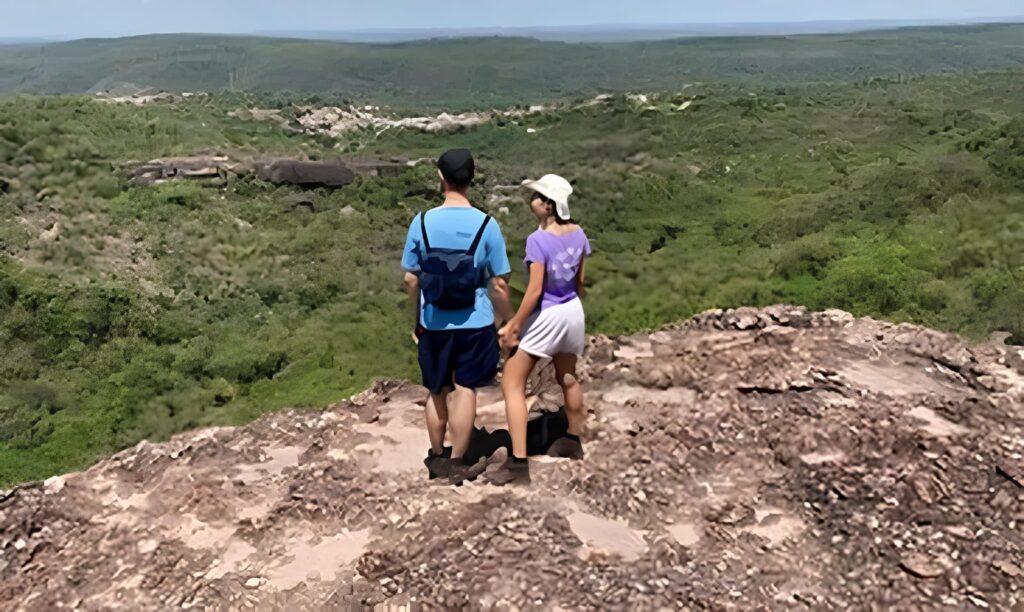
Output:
[3, 0, 1022, 38]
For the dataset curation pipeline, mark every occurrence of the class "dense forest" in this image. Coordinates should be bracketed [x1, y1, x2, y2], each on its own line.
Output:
[0, 24, 1023, 107]
[1, 59, 1022, 485]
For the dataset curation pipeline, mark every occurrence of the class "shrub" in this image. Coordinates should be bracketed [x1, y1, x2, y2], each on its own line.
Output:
[821, 243, 918, 315]
[774, 233, 841, 280]
[208, 343, 289, 384]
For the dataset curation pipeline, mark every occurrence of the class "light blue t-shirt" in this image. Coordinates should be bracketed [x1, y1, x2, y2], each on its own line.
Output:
[402, 206, 511, 330]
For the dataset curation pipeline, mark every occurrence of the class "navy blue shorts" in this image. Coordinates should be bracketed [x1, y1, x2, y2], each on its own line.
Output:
[418, 326, 500, 394]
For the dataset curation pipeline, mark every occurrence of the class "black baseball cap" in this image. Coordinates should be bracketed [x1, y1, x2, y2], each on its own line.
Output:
[436, 148, 475, 186]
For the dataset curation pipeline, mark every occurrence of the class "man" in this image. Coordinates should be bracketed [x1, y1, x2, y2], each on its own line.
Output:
[402, 149, 513, 485]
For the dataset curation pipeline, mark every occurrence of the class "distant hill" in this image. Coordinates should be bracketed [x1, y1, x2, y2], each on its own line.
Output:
[1, 23, 1023, 108]
[258, 18, 1024, 43]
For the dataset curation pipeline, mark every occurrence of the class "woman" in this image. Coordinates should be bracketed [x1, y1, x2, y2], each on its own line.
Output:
[493, 174, 591, 485]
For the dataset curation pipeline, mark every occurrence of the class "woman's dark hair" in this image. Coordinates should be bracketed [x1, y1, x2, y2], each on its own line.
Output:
[536, 193, 571, 225]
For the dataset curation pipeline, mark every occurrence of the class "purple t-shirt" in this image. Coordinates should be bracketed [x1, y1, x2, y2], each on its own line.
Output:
[524, 227, 592, 310]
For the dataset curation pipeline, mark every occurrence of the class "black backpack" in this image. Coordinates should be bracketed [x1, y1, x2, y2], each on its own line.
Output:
[526, 407, 569, 455]
[459, 408, 569, 464]
[418, 211, 492, 311]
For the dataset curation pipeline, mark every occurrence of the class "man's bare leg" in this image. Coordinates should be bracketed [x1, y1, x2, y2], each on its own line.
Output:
[425, 393, 449, 455]
[447, 384, 478, 460]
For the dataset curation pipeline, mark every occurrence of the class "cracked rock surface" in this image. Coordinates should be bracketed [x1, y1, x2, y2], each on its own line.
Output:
[2, 306, 1022, 610]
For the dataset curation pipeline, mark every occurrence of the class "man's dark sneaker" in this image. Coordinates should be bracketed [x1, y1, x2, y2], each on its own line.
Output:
[424, 446, 453, 480]
[545, 435, 584, 460]
[448, 458, 487, 486]
[487, 458, 531, 486]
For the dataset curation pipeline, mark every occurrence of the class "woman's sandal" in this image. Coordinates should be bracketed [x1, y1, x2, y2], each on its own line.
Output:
[545, 436, 584, 460]
[487, 457, 531, 486]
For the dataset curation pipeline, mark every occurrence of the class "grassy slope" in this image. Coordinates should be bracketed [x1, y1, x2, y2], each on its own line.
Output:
[0, 25, 1023, 107]
[363, 73, 1024, 335]
[1, 71, 1023, 486]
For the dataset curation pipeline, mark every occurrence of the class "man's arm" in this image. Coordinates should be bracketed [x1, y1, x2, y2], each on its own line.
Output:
[483, 220, 513, 326]
[401, 216, 424, 344]
[404, 271, 422, 343]
[489, 274, 514, 326]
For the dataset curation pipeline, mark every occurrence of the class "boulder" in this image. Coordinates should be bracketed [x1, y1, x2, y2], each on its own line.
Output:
[257, 160, 356, 188]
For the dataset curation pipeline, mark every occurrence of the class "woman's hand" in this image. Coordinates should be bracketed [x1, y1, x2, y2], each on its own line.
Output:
[498, 319, 522, 349]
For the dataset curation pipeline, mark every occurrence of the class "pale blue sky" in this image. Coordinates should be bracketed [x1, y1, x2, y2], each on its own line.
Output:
[3, 0, 1022, 38]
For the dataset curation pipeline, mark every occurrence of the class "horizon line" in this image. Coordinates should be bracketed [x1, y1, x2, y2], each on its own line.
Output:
[4, 15, 1024, 43]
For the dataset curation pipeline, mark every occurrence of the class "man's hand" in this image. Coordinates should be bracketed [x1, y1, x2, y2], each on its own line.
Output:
[412, 324, 424, 345]
[489, 276, 514, 325]
[498, 319, 522, 350]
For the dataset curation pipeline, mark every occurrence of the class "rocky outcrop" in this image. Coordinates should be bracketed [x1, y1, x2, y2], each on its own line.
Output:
[125, 154, 404, 189]
[297, 106, 494, 136]
[263, 103, 553, 138]
[127, 154, 237, 187]
[94, 89, 204, 106]
[1, 307, 1022, 610]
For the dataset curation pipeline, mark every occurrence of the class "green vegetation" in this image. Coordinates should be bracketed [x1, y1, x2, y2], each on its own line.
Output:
[0, 24, 1023, 108]
[2, 67, 1023, 487]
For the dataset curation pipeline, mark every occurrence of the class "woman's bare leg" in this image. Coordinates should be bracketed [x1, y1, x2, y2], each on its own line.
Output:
[501, 349, 539, 458]
[553, 354, 584, 436]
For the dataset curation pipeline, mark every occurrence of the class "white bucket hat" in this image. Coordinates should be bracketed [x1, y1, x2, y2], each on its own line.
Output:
[522, 174, 573, 220]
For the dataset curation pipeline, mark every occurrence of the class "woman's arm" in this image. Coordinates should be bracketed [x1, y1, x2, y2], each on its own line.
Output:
[575, 258, 587, 298]
[498, 261, 546, 346]
[514, 262, 546, 323]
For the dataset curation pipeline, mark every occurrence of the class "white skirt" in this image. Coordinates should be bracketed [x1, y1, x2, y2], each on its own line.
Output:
[518, 297, 586, 359]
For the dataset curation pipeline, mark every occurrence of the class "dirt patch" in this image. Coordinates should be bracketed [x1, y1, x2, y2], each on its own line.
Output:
[206, 539, 258, 580]
[234, 446, 304, 485]
[567, 511, 647, 562]
[836, 359, 951, 396]
[667, 521, 701, 547]
[265, 529, 372, 591]
[740, 507, 805, 546]
[354, 403, 428, 475]
[800, 450, 846, 465]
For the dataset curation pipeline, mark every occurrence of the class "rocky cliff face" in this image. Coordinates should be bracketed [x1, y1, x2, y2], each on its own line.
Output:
[2, 307, 1022, 610]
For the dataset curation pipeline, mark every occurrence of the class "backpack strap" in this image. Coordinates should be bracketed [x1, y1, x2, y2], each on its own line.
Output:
[466, 215, 491, 256]
[419, 212, 433, 253]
